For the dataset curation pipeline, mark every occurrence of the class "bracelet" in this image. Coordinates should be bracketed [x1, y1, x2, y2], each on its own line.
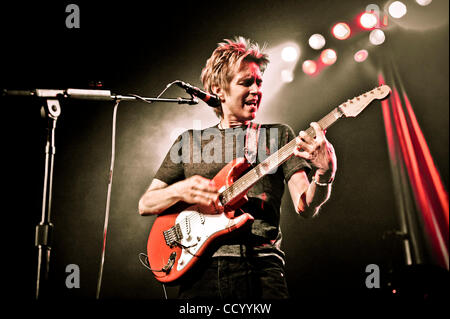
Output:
[312, 176, 333, 186]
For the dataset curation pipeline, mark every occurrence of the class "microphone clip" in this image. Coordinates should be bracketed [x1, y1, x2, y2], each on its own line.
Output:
[185, 96, 199, 105]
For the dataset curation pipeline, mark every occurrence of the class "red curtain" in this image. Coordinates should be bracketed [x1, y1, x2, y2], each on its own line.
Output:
[379, 73, 448, 270]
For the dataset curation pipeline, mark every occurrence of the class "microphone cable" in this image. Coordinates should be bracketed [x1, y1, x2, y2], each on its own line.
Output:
[128, 80, 180, 104]
[95, 81, 179, 299]
[95, 98, 120, 299]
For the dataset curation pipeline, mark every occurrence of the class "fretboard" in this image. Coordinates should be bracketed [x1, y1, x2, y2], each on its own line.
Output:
[220, 106, 344, 205]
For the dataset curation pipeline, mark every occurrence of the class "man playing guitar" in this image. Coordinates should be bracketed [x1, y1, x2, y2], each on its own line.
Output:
[139, 37, 337, 299]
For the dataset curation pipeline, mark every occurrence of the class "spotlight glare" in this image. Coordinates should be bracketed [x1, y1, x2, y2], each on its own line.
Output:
[281, 69, 294, 83]
[281, 46, 299, 62]
[360, 12, 378, 29]
[320, 49, 337, 65]
[308, 34, 326, 50]
[332, 22, 351, 40]
[416, 0, 432, 6]
[354, 49, 369, 62]
[388, 1, 407, 19]
[369, 29, 385, 45]
[302, 60, 317, 75]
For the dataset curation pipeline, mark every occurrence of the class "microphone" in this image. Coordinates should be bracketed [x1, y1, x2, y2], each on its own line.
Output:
[174, 80, 221, 107]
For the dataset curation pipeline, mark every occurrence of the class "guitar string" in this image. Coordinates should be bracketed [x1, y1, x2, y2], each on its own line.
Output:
[221, 118, 316, 202]
[221, 141, 294, 202]
[223, 139, 296, 197]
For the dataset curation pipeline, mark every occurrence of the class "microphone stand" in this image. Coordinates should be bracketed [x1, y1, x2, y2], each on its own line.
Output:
[2, 88, 198, 300]
[35, 98, 60, 300]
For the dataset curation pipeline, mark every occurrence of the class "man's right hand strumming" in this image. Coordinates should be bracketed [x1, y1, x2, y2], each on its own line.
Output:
[138, 175, 219, 216]
[173, 175, 220, 207]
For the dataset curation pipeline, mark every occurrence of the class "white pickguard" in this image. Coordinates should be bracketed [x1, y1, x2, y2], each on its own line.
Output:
[175, 209, 246, 271]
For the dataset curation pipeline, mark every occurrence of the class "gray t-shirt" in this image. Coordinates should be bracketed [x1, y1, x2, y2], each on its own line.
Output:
[154, 123, 311, 263]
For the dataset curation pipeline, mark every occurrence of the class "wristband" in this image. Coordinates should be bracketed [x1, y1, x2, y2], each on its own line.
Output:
[312, 176, 333, 186]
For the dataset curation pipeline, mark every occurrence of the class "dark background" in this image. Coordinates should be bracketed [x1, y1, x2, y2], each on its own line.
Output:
[1, 0, 448, 308]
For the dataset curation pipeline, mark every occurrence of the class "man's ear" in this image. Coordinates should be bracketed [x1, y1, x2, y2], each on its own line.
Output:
[211, 85, 225, 102]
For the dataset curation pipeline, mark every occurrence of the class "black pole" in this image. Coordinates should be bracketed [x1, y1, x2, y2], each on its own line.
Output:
[35, 98, 61, 299]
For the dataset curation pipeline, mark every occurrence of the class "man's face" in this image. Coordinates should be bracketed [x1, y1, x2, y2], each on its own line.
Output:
[220, 61, 263, 123]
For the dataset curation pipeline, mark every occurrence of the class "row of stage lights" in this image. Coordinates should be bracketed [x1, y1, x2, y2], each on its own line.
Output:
[278, 0, 433, 80]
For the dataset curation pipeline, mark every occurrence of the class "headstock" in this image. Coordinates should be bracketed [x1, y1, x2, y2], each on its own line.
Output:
[339, 85, 391, 118]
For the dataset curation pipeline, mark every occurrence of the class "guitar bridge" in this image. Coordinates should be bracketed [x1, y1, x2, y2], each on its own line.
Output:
[163, 223, 183, 248]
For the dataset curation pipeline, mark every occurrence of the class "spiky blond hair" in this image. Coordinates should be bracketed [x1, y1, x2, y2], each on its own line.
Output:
[201, 37, 269, 118]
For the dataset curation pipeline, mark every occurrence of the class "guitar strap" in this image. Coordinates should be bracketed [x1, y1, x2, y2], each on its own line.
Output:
[244, 122, 261, 165]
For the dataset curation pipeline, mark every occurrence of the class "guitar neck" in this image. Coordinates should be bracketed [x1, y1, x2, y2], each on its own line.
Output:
[221, 106, 344, 205]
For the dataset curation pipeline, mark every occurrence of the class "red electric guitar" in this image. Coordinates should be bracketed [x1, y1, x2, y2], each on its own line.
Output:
[147, 85, 391, 284]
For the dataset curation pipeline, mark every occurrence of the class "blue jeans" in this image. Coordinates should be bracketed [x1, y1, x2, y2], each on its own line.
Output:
[178, 256, 290, 299]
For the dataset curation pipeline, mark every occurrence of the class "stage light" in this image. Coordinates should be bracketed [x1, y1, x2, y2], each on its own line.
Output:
[354, 49, 369, 62]
[308, 34, 326, 50]
[388, 1, 407, 19]
[281, 46, 299, 62]
[257, 42, 300, 109]
[332, 22, 351, 40]
[302, 60, 317, 75]
[369, 29, 385, 45]
[416, 0, 432, 5]
[320, 49, 337, 65]
[359, 12, 378, 29]
[281, 69, 294, 83]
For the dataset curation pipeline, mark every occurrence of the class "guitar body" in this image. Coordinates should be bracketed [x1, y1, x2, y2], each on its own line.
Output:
[147, 157, 255, 284]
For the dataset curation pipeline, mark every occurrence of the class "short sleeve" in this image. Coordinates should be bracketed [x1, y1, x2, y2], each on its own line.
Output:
[281, 124, 311, 182]
[153, 133, 186, 185]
